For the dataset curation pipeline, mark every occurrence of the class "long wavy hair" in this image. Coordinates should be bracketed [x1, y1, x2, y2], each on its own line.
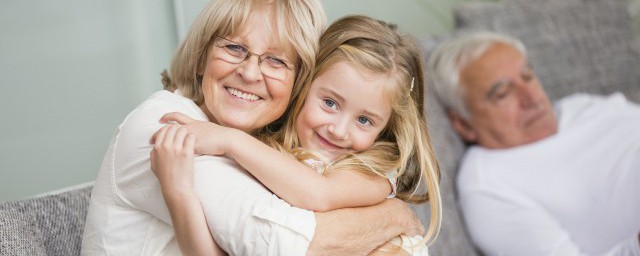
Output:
[260, 15, 442, 245]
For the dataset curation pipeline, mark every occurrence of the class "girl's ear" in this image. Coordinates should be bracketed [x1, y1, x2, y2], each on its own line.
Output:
[447, 110, 478, 143]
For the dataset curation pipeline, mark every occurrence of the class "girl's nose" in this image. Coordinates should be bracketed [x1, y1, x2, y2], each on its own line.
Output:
[327, 120, 348, 140]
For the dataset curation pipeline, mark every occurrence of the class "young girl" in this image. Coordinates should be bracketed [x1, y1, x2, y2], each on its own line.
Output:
[152, 15, 441, 255]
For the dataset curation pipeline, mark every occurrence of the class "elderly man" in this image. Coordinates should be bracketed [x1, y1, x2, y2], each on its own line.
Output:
[428, 31, 640, 256]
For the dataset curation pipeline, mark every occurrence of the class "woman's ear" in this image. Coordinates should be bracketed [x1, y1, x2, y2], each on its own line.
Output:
[447, 110, 478, 143]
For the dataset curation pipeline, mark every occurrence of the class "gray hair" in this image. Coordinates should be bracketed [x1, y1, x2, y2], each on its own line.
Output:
[427, 31, 526, 119]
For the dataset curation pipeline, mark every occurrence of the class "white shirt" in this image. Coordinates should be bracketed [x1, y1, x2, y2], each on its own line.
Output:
[82, 90, 315, 256]
[458, 93, 640, 256]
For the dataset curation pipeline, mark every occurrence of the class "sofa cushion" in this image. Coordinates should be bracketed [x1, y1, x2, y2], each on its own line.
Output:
[0, 184, 92, 256]
[0, 209, 47, 255]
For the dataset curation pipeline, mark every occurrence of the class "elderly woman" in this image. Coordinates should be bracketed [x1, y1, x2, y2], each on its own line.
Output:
[81, 0, 423, 255]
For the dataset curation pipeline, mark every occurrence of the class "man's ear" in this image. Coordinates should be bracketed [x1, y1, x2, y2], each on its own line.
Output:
[447, 110, 478, 143]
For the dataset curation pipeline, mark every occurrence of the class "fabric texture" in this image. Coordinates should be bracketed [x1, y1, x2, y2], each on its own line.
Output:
[422, 0, 640, 255]
[0, 210, 46, 255]
[0, 184, 92, 256]
[457, 93, 640, 255]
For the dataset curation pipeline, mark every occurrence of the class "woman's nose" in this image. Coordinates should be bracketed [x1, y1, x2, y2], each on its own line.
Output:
[237, 55, 264, 83]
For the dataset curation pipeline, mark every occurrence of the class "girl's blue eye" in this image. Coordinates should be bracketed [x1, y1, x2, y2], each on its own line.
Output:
[358, 116, 372, 126]
[323, 99, 337, 110]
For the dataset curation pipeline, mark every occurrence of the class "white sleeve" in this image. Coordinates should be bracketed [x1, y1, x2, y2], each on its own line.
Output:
[460, 187, 640, 256]
[114, 99, 205, 226]
[193, 155, 316, 256]
[112, 103, 174, 225]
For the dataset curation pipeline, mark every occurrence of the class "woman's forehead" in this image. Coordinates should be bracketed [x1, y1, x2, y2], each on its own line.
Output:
[227, 30, 296, 60]
[223, 5, 296, 59]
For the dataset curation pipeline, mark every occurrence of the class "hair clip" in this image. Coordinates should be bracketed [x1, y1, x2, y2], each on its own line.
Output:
[410, 77, 415, 92]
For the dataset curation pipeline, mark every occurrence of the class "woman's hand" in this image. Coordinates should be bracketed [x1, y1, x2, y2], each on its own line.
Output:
[152, 112, 234, 156]
[150, 124, 196, 193]
[386, 198, 425, 237]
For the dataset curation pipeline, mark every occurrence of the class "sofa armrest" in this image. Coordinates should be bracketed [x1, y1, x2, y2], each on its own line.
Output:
[0, 183, 93, 256]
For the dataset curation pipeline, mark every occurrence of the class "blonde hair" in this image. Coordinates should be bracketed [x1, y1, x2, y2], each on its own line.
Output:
[161, 0, 325, 116]
[262, 15, 442, 246]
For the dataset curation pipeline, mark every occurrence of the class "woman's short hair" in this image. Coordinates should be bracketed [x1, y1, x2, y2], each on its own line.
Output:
[428, 31, 526, 119]
[163, 0, 325, 106]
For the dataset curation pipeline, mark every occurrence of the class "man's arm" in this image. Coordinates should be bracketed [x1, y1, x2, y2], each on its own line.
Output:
[308, 198, 423, 256]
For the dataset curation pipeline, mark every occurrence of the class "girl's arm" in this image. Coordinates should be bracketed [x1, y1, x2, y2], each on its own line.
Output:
[150, 124, 226, 256]
[226, 128, 391, 212]
[159, 112, 391, 212]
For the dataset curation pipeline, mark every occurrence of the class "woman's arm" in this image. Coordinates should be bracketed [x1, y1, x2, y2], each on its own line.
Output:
[159, 112, 391, 212]
[309, 198, 423, 256]
[151, 124, 226, 256]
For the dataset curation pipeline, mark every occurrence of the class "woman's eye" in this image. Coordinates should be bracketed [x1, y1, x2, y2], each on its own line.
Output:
[358, 116, 372, 126]
[225, 44, 247, 55]
[323, 99, 338, 110]
[264, 56, 289, 69]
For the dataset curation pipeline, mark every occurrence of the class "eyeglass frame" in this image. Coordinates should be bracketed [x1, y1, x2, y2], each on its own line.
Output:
[212, 36, 296, 79]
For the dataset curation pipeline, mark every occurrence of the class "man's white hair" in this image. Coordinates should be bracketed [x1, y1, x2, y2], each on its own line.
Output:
[427, 31, 526, 119]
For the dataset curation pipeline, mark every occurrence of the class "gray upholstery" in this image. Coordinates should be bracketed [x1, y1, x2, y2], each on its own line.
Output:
[0, 184, 92, 256]
[424, 0, 640, 255]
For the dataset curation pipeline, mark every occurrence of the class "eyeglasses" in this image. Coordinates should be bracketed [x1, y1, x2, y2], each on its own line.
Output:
[213, 37, 295, 81]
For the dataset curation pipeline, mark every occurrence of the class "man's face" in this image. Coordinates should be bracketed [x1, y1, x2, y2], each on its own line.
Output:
[453, 42, 558, 149]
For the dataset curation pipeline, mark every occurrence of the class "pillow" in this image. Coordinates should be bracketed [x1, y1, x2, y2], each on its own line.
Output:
[455, 0, 640, 102]
[0, 209, 47, 255]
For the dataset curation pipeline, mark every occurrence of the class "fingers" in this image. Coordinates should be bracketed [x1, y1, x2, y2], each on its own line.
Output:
[384, 198, 425, 237]
[153, 124, 171, 146]
[152, 124, 194, 155]
[160, 112, 195, 125]
[184, 133, 196, 153]
[173, 125, 188, 151]
[162, 125, 178, 150]
[150, 149, 158, 176]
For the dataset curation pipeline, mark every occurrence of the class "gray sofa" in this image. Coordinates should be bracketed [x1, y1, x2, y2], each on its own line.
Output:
[1, 0, 638, 255]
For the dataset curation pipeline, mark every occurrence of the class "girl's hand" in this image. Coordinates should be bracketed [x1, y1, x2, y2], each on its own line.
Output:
[151, 112, 233, 156]
[150, 124, 196, 193]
